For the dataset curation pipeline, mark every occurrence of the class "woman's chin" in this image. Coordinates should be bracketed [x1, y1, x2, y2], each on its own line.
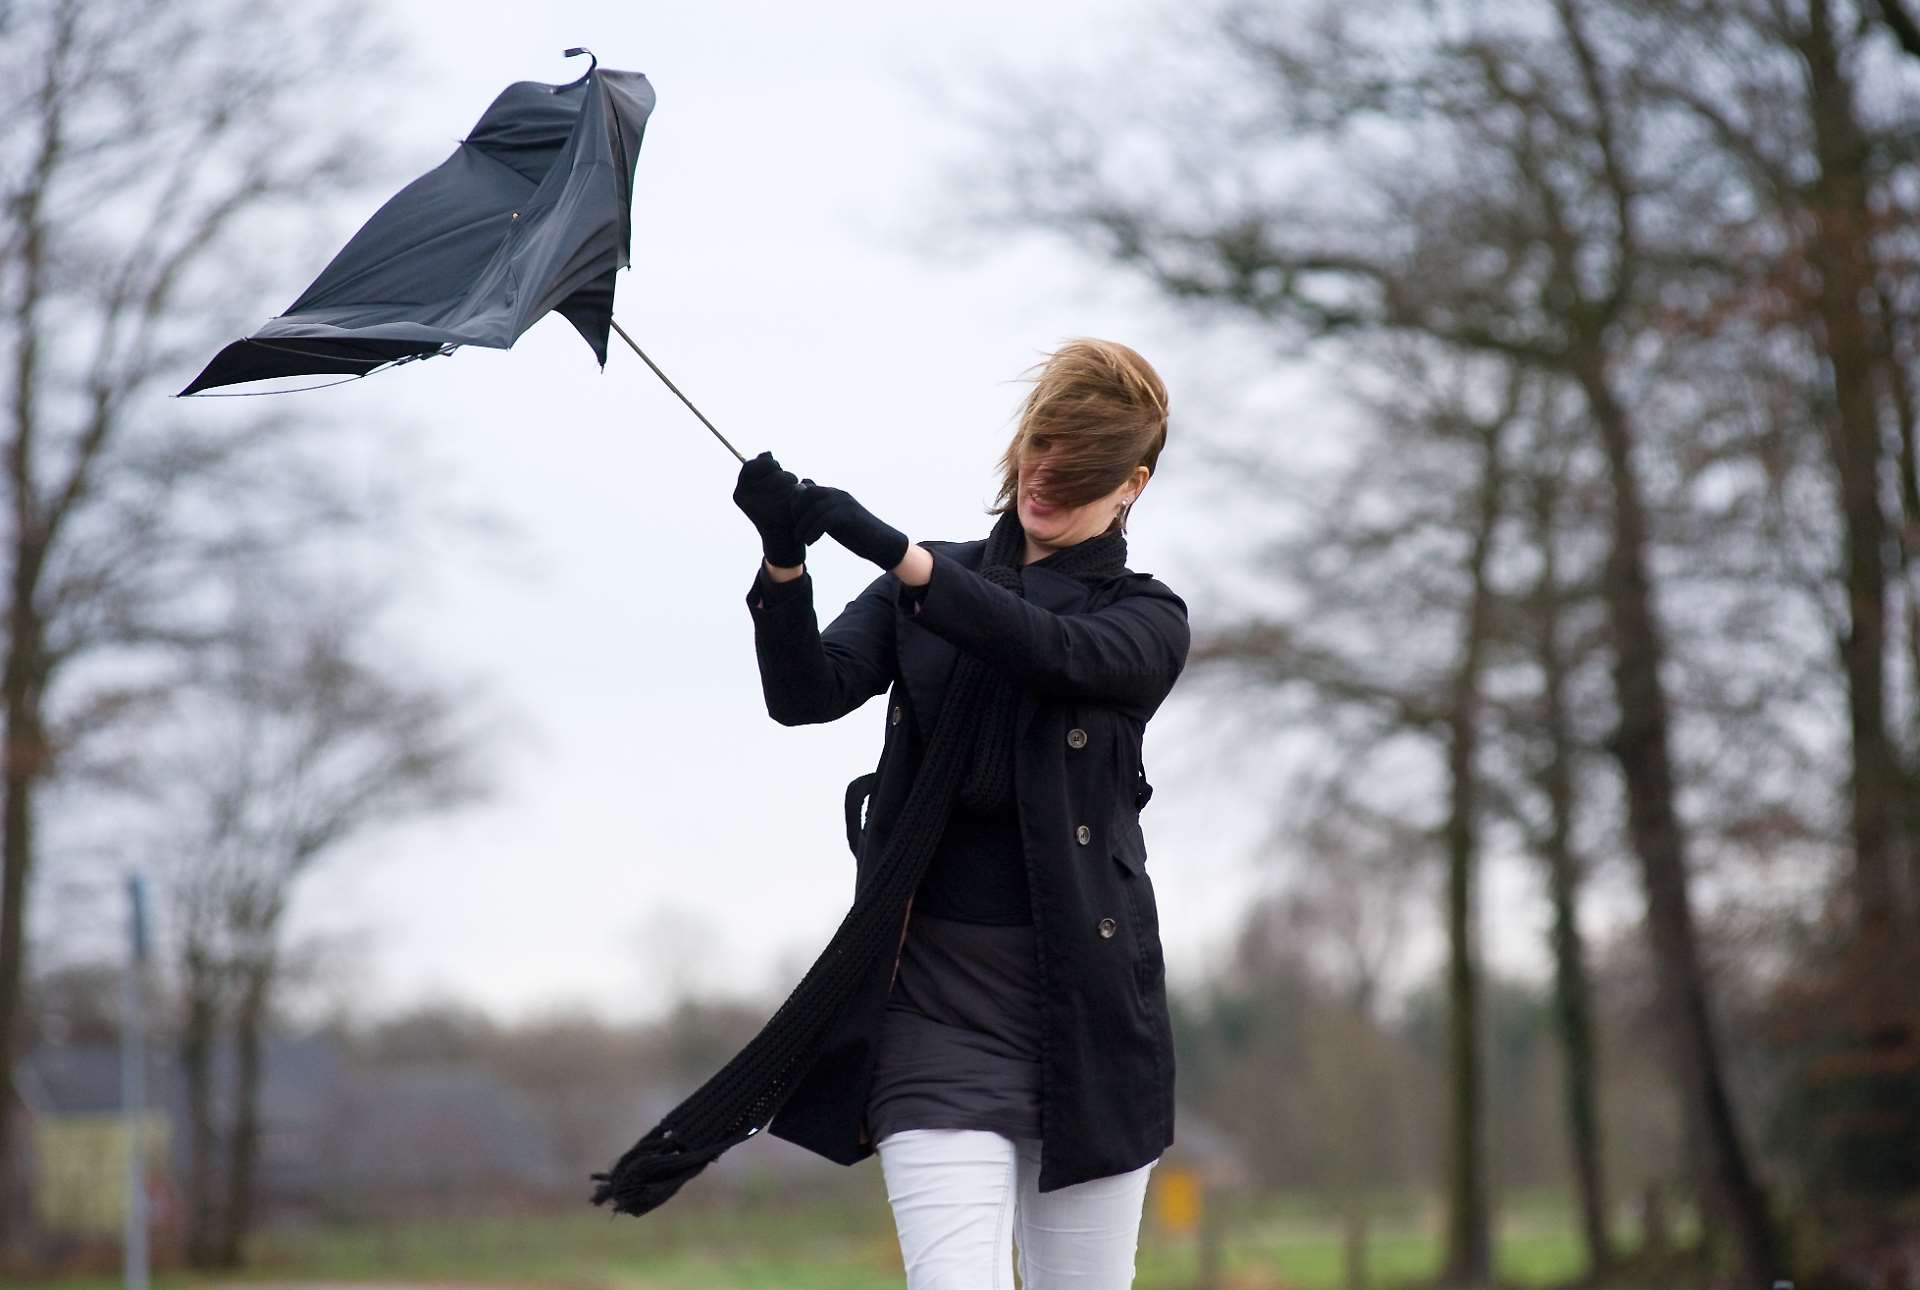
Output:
[1021, 503, 1066, 538]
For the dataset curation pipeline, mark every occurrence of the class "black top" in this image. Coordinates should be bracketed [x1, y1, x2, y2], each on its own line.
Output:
[898, 576, 1031, 926]
[869, 574, 1041, 1136]
[914, 800, 1030, 924]
[865, 912, 1046, 1144]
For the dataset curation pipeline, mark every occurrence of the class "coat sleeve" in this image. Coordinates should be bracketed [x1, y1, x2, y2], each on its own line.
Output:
[904, 546, 1190, 715]
[745, 562, 897, 726]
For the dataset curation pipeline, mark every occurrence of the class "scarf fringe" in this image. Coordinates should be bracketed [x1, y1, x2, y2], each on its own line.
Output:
[589, 1122, 757, 1216]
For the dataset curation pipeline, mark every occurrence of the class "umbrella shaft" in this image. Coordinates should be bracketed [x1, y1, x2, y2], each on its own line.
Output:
[611, 320, 746, 463]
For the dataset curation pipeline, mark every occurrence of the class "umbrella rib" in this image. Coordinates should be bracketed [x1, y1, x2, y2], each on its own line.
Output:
[610, 319, 746, 463]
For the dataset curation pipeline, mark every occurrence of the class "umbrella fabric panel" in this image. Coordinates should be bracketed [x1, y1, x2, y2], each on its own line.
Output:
[183, 337, 446, 392]
[181, 67, 654, 394]
[494, 70, 653, 363]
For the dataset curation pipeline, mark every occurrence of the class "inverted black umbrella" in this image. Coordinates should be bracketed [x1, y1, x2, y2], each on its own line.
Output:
[181, 49, 742, 461]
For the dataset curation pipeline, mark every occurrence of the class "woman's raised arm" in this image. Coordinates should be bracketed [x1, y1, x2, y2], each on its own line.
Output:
[790, 483, 1189, 716]
[902, 545, 1188, 716]
[745, 562, 896, 726]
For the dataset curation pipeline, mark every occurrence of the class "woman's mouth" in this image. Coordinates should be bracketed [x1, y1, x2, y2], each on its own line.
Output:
[1026, 494, 1059, 517]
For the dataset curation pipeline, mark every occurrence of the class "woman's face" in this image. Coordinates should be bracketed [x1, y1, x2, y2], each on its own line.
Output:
[1017, 447, 1150, 551]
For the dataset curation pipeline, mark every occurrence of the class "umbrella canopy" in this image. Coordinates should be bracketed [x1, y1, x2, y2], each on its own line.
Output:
[182, 55, 656, 394]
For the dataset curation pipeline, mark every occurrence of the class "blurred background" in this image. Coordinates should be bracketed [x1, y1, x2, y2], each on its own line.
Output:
[4, 0, 1919, 1287]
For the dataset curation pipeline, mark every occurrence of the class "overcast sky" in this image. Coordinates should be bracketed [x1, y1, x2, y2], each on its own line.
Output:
[150, 0, 1573, 1026]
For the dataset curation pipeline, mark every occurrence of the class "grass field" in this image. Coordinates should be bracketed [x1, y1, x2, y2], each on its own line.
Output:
[16, 1186, 1633, 1290]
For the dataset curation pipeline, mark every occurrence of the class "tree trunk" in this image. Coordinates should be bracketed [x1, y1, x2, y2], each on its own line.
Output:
[182, 942, 221, 1269]
[1786, 0, 1920, 1204]
[1576, 362, 1780, 1281]
[1801, 0, 1902, 944]
[0, 554, 48, 1254]
[1441, 416, 1504, 1289]
[1529, 469, 1613, 1275]
[0, 142, 52, 1261]
[219, 951, 271, 1268]
[1878, 284, 1920, 933]
[0, 694, 38, 1255]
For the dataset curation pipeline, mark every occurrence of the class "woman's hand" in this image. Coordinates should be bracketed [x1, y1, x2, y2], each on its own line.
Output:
[793, 481, 910, 573]
[732, 451, 806, 570]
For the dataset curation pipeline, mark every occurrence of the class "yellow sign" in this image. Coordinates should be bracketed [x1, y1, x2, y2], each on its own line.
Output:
[33, 1112, 170, 1237]
[1154, 1165, 1202, 1235]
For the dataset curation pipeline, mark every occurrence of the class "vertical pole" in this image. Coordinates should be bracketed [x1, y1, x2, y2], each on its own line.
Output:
[1197, 1177, 1221, 1290]
[122, 873, 149, 1290]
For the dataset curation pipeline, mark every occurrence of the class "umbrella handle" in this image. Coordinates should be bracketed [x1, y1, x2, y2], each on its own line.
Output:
[561, 47, 598, 89]
[610, 320, 748, 464]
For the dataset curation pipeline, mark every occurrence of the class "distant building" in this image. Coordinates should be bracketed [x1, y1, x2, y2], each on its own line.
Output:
[12, 1044, 172, 1239]
[310, 1060, 565, 1214]
[11, 1034, 566, 1231]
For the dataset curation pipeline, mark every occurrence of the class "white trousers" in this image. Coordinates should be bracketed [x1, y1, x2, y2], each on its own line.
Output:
[875, 1128, 1156, 1289]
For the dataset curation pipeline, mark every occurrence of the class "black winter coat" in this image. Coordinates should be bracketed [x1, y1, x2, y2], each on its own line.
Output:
[742, 535, 1190, 1191]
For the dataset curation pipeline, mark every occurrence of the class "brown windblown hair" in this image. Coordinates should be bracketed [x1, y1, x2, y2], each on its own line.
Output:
[991, 338, 1169, 535]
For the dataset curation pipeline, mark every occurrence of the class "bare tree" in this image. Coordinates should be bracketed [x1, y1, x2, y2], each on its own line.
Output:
[1625, 0, 1920, 1201]
[1433, 375, 1511, 1289]
[1178, 345, 1530, 1286]
[155, 578, 478, 1266]
[1514, 416, 1613, 1273]
[1274, 805, 1455, 1290]
[0, 0, 387, 1243]
[1631, 0, 1916, 942]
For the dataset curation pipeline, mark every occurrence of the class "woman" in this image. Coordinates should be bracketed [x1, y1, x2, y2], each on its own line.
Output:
[730, 338, 1190, 1289]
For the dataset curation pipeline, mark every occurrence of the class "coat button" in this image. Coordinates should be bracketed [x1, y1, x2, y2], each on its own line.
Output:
[890, 704, 902, 726]
[1075, 824, 1091, 845]
[1067, 727, 1088, 749]
[1098, 917, 1117, 938]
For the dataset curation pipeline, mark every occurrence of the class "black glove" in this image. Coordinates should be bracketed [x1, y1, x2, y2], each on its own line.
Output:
[793, 481, 910, 572]
[732, 451, 806, 567]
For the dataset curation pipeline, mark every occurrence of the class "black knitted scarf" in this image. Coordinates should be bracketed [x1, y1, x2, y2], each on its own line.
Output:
[590, 508, 1128, 1217]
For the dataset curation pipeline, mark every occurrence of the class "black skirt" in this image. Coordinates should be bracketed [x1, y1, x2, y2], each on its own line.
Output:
[865, 910, 1046, 1144]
